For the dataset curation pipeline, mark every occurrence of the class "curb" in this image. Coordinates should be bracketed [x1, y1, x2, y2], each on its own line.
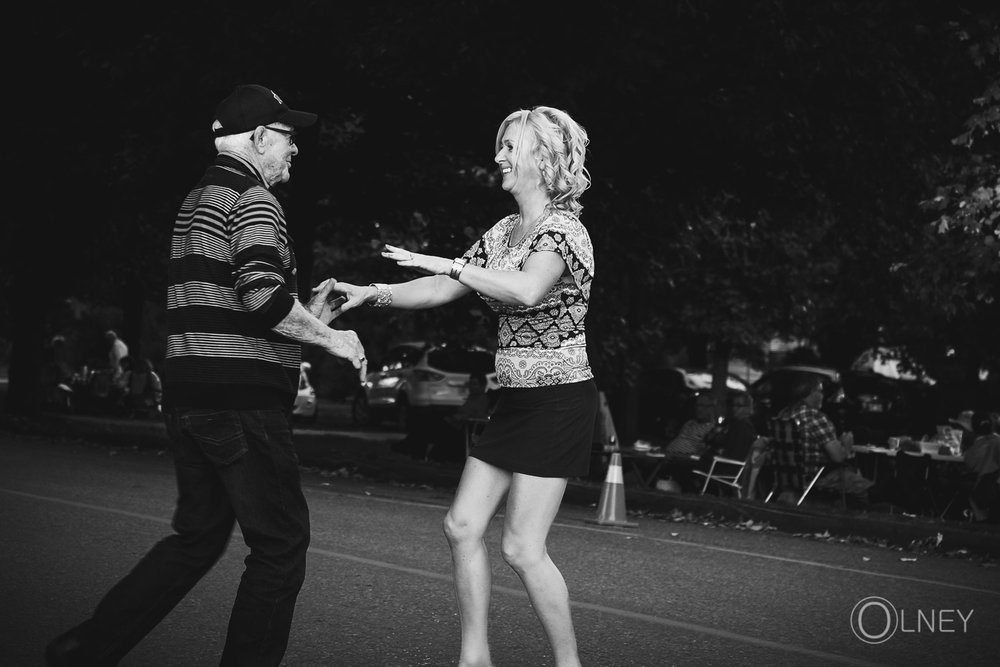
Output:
[4, 413, 998, 558]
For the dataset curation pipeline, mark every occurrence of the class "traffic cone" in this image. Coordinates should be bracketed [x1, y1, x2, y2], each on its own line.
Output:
[588, 452, 638, 527]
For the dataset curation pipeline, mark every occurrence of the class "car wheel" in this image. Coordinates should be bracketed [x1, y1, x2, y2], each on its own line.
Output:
[352, 392, 377, 426]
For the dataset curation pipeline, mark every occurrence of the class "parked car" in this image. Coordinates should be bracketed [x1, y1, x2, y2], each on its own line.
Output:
[292, 362, 318, 423]
[352, 342, 498, 431]
[635, 366, 748, 442]
[850, 346, 934, 383]
[749, 365, 846, 432]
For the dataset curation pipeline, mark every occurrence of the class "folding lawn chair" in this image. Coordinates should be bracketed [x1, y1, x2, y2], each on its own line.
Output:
[764, 416, 827, 507]
[693, 454, 748, 498]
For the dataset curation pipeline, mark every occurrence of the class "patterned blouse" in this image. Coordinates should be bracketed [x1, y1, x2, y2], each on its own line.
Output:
[463, 210, 595, 388]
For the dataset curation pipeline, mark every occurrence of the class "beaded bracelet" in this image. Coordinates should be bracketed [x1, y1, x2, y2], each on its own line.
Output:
[368, 283, 392, 308]
[449, 257, 468, 280]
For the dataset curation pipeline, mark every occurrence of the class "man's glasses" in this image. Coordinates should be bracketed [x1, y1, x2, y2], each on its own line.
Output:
[264, 126, 296, 146]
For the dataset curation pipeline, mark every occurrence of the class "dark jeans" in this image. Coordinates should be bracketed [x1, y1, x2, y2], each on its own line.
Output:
[62, 408, 310, 666]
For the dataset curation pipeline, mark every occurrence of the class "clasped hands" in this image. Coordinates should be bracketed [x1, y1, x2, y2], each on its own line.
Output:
[306, 278, 351, 325]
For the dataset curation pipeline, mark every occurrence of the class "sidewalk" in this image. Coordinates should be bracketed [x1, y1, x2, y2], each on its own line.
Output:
[3, 409, 998, 559]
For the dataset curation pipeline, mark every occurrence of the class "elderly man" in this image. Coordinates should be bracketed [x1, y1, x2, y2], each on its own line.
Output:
[46, 84, 366, 667]
[774, 375, 874, 502]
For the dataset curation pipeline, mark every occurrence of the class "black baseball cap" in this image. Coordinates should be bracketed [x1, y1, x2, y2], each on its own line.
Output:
[213, 84, 317, 137]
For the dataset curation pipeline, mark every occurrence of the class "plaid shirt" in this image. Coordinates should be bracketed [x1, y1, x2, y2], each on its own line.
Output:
[777, 403, 837, 477]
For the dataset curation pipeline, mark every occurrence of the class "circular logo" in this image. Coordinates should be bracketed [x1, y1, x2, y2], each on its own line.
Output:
[851, 596, 898, 644]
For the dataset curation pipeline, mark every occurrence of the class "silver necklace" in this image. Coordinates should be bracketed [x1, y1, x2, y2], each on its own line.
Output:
[508, 206, 550, 247]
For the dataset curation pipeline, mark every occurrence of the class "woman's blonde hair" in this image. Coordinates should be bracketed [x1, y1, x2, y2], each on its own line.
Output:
[494, 106, 591, 216]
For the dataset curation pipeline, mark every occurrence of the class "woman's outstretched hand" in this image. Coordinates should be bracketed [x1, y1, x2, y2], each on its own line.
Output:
[382, 244, 451, 276]
[324, 281, 375, 313]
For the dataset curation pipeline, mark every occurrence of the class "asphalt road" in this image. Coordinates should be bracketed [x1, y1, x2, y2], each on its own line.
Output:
[2, 431, 999, 667]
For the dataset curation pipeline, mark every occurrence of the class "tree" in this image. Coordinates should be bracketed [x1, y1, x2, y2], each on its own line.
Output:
[572, 1, 996, 435]
[6, 1, 997, 433]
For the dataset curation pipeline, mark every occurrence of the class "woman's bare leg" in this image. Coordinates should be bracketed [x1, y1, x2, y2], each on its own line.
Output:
[501, 473, 580, 667]
[443, 457, 511, 667]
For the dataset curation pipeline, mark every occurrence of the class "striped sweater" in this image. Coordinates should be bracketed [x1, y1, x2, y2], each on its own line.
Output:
[164, 152, 300, 410]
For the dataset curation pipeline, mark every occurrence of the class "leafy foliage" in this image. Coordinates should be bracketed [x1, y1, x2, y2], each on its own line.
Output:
[5, 1, 998, 424]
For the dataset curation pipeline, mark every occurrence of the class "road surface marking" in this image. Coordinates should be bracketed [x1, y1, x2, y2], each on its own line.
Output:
[310, 486, 1000, 598]
[2, 485, 984, 665]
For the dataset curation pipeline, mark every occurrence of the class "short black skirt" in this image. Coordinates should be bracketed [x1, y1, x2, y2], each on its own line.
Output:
[470, 379, 598, 478]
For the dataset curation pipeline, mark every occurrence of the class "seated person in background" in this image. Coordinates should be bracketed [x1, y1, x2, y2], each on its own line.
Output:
[125, 358, 163, 417]
[948, 409, 977, 452]
[105, 329, 130, 385]
[689, 392, 761, 496]
[775, 375, 874, 502]
[661, 393, 720, 491]
[962, 411, 1000, 522]
[664, 393, 719, 459]
[704, 393, 758, 463]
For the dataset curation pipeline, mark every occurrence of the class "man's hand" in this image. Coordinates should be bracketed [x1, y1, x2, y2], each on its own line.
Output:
[273, 297, 367, 381]
[308, 278, 346, 325]
[839, 430, 855, 459]
[323, 329, 367, 382]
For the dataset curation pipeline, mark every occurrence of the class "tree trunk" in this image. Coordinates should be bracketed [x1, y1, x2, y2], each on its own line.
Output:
[4, 278, 47, 417]
[618, 265, 642, 446]
[710, 339, 733, 414]
[122, 282, 145, 362]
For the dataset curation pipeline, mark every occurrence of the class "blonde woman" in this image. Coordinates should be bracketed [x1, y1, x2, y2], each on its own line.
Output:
[338, 106, 595, 666]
